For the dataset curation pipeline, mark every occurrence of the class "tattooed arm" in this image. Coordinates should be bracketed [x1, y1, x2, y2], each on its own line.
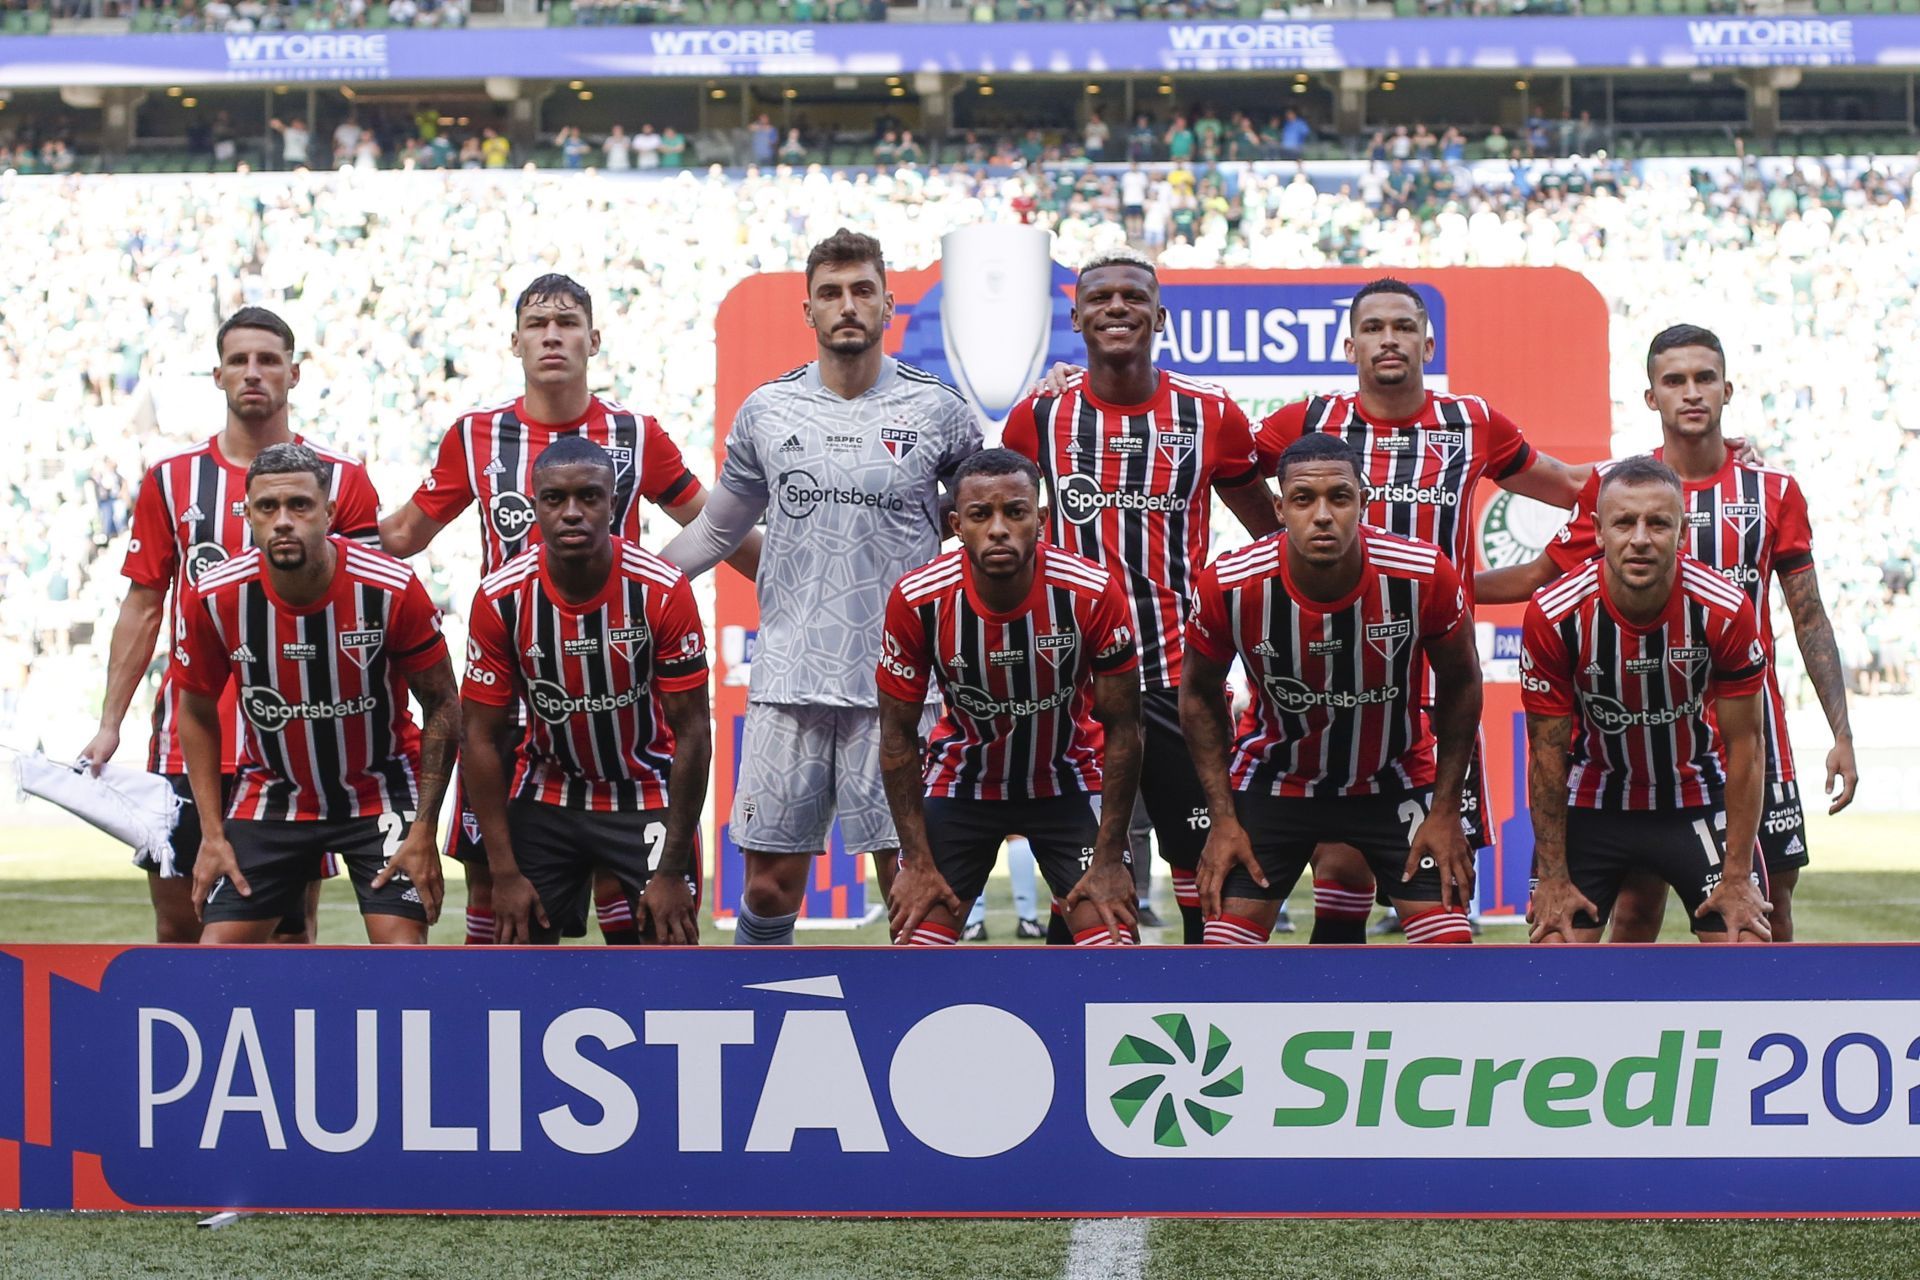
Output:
[1780, 566, 1858, 814]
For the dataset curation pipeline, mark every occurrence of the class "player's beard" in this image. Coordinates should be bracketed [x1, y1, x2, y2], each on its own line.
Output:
[230, 392, 284, 423]
[823, 321, 881, 355]
[266, 542, 309, 570]
[967, 542, 1034, 581]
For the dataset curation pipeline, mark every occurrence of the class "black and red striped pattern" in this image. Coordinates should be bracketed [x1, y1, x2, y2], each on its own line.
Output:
[1546, 451, 1815, 784]
[463, 538, 707, 811]
[1004, 370, 1259, 690]
[413, 395, 696, 575]
[169, 537, 446, 821]
[1257, 392, 1533, 601]
[878, 544, 1138, 801]
[1521, 556, 1768, 810]
[122, 435, 379, 774]
[1186, 528, 1467, 798]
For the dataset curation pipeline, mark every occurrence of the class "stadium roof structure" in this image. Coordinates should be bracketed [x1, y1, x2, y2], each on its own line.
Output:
[0, 15, 1911, 87]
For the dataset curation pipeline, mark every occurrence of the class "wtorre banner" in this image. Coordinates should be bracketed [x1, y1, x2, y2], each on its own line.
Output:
[3, 944, 1919, 1216]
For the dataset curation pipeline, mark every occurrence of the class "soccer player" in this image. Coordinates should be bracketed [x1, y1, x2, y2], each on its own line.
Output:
[877, 449, 1142, 948]
[171, 444, 457, 944]
[1182, 435, 1482, 946]
[380, 273, 756, 946]
[1520, 455, 1771, 944]
[1251, 278, 1594, 943]
[1004, 250, 1280, 945]
[80, 307, 379, 945]
[1479, 325, 1855, 942]
[459, 438, 711, 946]
[660, 229, 982, 946]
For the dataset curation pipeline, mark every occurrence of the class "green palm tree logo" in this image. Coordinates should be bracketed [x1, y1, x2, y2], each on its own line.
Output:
[1108, 1013, 1242, 1147]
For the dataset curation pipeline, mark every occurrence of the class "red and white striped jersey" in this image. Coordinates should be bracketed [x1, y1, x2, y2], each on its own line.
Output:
[877, 544, 1139, 801]
[1256, 392, 1534, 599]
[1545, 450, 1815, 784]
[462, 539, 708, 812]
[169, 538, 447, 822]
[1185, 528, 1468, 798]
[122, 434, 380, 775]
[1003, 370, 1260, 691]
[1520, 557, 1767, 811]
[412, 395, 697, 575]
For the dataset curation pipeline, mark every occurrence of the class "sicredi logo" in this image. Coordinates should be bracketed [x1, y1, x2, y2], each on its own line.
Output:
[1086, 1000, 1920, 1158]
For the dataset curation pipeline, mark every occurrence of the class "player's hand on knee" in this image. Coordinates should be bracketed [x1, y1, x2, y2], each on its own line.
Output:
[1699, 879, 1772, 943]
[887, 862, 961, 945]
[1407, 813, 1473, 912]
[192, 836, 247, 920]
[1526, 875, 1594, 944]
[491, 869, 548, 944]
[1030, 362, 1084, 398]
[643, 874, 701, 946]
[1066, 859, 1138, 944]
[1198, 819, 1261, 920]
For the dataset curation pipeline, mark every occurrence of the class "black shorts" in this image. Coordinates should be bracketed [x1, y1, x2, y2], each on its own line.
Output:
[506, 800, 699, 939]
[1224, 789, 1447, 906]
[1140, 687, 1211, 871]
[1760, 780, 1810, 873]
[203, 813, 427, 925]
[444, 719, 529, 865]
[1561, 805, 1769, 935]
[1458, 735, 1491, 851]
[921, 793, 1121, 904]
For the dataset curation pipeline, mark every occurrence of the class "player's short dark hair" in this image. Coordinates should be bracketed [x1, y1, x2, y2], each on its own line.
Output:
[1597, 454, 1683, 503]
[515, 273, 594, 325]
[216, 307, 296, 359]
[246, 442, 330, 494]
[1349, 277, 1427, 332]
[805, 228, 887, 287]
[952, 448, 1041, 499]
[533, 435, 616, 480]
[1645, 324, 1726, 378]
[1276, 433, 1365, 488]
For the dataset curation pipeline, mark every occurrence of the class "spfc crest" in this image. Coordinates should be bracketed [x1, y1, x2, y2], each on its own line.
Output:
[1720, 501, 1761, 540]
[1157, 430, 1196, 467]
[1423, 428, 1465, 470]
[1036, 632, 1078, 666]
[1667, 645, 1708, 676]
[609, 624, 650, 659]
[881, 424, 920, 463]
[605, 445, 635, 484]
[1365, 619, 1412, 662]
[337, 628, 384, 670]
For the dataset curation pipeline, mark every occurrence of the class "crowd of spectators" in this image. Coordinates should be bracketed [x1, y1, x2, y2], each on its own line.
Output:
[0, 147, 1917, 746]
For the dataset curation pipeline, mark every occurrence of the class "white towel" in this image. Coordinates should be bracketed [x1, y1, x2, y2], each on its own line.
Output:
[13, 751, 186, 876]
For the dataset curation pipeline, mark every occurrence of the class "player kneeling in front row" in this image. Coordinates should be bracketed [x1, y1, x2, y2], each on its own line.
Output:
[1522, 455, 1771, 944]
[878, 449, 1143, 947]
[173, 444, 457, 943]
[1181, 435, 1482, 945]
[460, 438, 712, 945]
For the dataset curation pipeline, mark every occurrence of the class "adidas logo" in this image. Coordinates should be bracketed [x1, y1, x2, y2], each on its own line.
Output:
[1253, 640, 1282, 658]
[1583, 662, 1604, 677]
[1065, 438, 1082, 454]
[179, 504, 205, 524]
[1784, 835, 1805, 857]
[483, 457, 506, 477]
[229, 644, 257, 662]
[525, 643, 545, 659]
[778, 434, 803, 454]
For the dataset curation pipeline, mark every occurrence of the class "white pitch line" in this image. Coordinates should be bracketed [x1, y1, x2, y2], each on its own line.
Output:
[1063, 1217, 1150, 1280]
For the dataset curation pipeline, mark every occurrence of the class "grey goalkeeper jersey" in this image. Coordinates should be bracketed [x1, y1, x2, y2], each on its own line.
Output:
[721, 357, 981, 706]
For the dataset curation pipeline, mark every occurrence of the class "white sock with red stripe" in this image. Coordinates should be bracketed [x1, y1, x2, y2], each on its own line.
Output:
[1171, 868, 1204, 945]
[1202, 912, 1269, 946]
[907, 920, 961, 947]
[1310, 879, 1373, 945]
[1402, 905, 1473, 945]
[1073, 924, 1139, 947]
[465, 906, 495, 946]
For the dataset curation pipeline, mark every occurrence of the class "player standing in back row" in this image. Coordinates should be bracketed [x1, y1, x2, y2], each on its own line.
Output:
[380, 274, 758, 946]
[81, 307, 381, 947]
[662, 230, 982, 946]
[1005, 250, 1280, 945]
[1253, 278, 1594, 943]
[1478, 324, 1855, 941]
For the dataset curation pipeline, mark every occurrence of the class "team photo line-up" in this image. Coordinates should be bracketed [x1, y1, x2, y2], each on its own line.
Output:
[80, 228, 1860, 950]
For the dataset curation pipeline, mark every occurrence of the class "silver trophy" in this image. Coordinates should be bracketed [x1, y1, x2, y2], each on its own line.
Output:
[938, 223, 1056, 429]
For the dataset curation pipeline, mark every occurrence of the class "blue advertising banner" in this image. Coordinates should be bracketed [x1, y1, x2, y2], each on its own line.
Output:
[5, 943, 1920, 1216]
[0, 17, 1909, 88]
